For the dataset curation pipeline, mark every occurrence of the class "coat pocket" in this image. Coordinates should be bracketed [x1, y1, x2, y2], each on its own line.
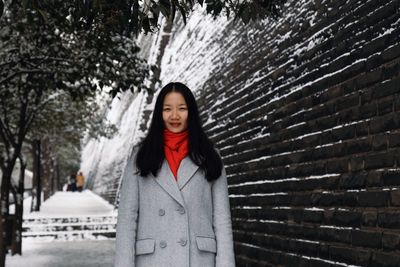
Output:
[135, 238, 156, 255]
[195, 236, 217, 253]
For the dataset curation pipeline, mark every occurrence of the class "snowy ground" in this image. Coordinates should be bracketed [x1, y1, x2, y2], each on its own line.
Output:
[24, 190, 117, 218]
[6, 190, 117, 267]
[6, 239, 115, 267]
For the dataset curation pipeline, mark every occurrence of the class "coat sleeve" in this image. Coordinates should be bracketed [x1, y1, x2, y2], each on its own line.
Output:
[114, 151, 139, 267]
[212, 164, 236, 267]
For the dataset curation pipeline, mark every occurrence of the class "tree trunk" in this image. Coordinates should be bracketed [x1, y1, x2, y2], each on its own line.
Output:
[31, 140, 42, 212]
[42, 137, 52, 201]
[0, 157, 18, 267]
[55, 156, 60, 191]
[11, 157, 25, 255]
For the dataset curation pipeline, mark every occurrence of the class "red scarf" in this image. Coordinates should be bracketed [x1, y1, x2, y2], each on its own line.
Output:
[163, 128, 189, 180]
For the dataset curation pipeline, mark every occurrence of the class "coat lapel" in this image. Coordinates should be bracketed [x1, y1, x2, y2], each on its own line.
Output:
[177, 156, 199, 190]
[152, 156, 200, 206]
[152, 160, 185, 206]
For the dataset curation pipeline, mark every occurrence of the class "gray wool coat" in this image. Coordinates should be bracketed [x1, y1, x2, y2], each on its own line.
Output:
[114, 148, 236, 267]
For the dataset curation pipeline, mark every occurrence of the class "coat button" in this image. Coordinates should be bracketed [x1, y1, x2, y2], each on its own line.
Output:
[158, 209, 165, 216]
[177, 207, 185, 214]
[178, 238, 187, 246]
[160, 240, 167, 248]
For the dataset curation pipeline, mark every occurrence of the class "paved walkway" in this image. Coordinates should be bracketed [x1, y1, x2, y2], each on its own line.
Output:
[6, 239, 115, 267]
[6, 190, 117, 267]
[24, 190, 116, 218]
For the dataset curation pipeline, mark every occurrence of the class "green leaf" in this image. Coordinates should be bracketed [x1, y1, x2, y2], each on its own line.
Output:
[37, 9, 49, 23]
[240, 4, 251, 24]
[22, 0, 31, 9]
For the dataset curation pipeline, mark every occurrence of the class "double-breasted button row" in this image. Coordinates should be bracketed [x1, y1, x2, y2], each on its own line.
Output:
[159, 207, 185, 216]
[159, 239, 187, 248]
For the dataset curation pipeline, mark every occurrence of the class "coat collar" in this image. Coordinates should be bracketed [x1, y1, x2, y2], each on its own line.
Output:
[152, 156, 199, 207]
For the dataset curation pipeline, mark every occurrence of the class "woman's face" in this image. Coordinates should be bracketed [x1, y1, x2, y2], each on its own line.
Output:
[162, 92, 188, 133]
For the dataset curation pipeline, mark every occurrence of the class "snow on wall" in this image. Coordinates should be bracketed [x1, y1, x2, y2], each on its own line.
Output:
[80, 0, 400, 265]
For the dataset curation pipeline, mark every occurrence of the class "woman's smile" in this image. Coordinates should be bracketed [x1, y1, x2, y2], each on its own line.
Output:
[169, 122, 181, 128]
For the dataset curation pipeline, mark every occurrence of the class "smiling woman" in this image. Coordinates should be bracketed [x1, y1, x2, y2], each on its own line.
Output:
[114, 82, 235, 267]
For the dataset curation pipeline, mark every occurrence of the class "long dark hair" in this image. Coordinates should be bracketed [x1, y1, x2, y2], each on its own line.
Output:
[135, 82, 222, 181]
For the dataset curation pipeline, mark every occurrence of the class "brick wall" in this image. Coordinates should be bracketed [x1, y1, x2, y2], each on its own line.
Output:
[196, 0, 400, 266]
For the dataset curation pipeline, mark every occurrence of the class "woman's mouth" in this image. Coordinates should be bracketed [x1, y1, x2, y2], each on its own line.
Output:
[170, 123, 181, 128]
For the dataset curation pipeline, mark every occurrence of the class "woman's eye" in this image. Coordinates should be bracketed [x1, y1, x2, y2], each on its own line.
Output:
[180, 108, 187, 110]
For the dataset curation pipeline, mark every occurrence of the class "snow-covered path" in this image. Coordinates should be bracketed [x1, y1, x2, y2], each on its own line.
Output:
[6, 239, 115, 267]
[7, 190, 117, 267]
[24, 190, 116, 218]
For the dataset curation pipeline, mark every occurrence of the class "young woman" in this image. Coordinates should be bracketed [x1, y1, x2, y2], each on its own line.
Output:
[115, 82, 235, 267]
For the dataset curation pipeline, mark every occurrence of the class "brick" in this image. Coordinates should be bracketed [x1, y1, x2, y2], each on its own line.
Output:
[382, 170, 400, 186]
[326, 158, 349, 173]
[339, 172, 366, 189]
[331, 125, 356, 141]
[281, 254, 300, 266]
[359, 102, 377, 119]
[352, 229, 381, 248]
[366, 171, 382, 186]
[382, 42, 400, 62]
[378, 212, 400, 228]
[360, 89, 373, 104]
[363, 33, 389, 57]
[355, 121, 369, 136]
[355, 68, 382, 90]
[371, 251, 400, 267]
[395, 94, 400, 111]
[371, 134, 388, 151]
[342, 61, 366, 81]
[349, 156, 364, 172]
[319, 227, 351, 243]
[302, 210, 324, 223]
[372, 77, 400, 99]
[388, 132, 400, 147]
[382, 231, 400, 250]
[342, 192, 358, 206]
[362, 211, 377, 227]
[377, 97, 394, 115]
[382, 61, 400, 81]
[358, 191, 389, 207]
[364, 151, 395, 170]
[346, 137, 372, 155]
[336, 93, 360, 111]
[390, 190, 400, 206]
[321, 86, 342, 102]
[338, 108, 354, 124]
[329, 245, 357, 264]
[332, 210, 362, 227]
[369, 114, 397, 134]
[365, 53, 383, 71]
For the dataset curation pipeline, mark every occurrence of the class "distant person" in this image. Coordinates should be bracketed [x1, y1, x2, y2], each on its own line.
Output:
[115, 82, 235, 267]
[76, 171, 85, 192]
[69, 174, 77, 192]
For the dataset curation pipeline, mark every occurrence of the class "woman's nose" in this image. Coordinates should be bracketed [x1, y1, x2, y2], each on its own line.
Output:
[171, 109, 179, 118]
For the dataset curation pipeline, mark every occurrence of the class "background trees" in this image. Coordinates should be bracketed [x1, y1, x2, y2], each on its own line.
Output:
[0, 0, 284, 36]
[0, 1, 151, 264]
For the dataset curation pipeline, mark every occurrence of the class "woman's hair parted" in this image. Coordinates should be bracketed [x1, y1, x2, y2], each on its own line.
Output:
[135, 82, 223, 181]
